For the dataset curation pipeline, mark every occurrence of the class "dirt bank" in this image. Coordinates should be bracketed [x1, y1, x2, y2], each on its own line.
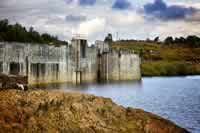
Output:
[0, 90, 189, 133]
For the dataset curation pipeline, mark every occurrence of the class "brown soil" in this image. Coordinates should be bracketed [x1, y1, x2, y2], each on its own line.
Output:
[0, 90, 189, 133]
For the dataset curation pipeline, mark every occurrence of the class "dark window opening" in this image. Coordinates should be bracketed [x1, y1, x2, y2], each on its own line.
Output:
[51, 64, 59, 79]
[10, 62, 20, 75]
[31, 64, 39, 78]
[81, 40, 86, 58]
[31, 63, 46, 78]
[55, 64, 59, 79]
[0, 62, 3, 73]
[40, 64, 45, 77]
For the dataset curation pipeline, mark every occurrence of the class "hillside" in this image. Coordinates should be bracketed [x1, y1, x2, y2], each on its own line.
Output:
[0, 90, 188, 133]
[112, 41, 200, 76]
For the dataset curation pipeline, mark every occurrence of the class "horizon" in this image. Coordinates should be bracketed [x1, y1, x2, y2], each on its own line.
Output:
[1, 0, 200, 43]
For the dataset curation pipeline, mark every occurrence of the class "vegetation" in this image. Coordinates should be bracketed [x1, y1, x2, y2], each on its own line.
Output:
[0, 90, 188, 132]
[104, 33, 113, 44]
[164, 36, 200, 47]
[0, 19, 68, 45]
[142, 61, 200, 76]
[112, 39, 200, 76]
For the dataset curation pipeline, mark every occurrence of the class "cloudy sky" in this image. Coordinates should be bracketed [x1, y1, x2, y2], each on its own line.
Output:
[0, 0, 200, 43]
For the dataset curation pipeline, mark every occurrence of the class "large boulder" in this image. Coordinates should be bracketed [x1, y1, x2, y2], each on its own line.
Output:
[0, 90, 189, 133]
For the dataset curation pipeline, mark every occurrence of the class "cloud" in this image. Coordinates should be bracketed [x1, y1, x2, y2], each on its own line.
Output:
[109, 12, 144, 27]
[0, 0, 200, 43]
[65, 15, 86, 22]
[144, 0, 197, 20]
[112, 0, 131, 10]
[65, 0, 96, 6]
[65, 0, 73, 4]
[75, 17, 105, 38]
[153, 20, 200, 39]
[186, 12, 200, 22]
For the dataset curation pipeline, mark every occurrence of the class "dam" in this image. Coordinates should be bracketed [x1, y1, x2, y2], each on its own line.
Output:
[0, 36, 141, 85]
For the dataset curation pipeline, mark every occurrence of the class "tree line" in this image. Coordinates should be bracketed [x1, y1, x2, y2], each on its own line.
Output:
[106, 33, 200, 48]
[163, 36, 200, 47]
[0, 19, 68, 45]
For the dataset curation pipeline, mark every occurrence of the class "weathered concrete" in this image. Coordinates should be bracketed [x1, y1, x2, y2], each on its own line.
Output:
[0, 39, 141, 85]
[0, 42, 69, 84]
[98, 49, 141, 82]
[97, 40, 141, 81]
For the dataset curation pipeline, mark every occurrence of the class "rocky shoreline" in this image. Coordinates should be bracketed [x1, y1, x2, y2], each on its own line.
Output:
[0, 90, 189, 133]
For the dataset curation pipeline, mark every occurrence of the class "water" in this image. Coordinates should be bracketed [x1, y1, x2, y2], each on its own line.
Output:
[36, 76, 200, 133]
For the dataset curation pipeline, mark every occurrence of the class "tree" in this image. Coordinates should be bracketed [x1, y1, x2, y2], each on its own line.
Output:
[164, 36, 173, 45]
[186, 35, 200, 47]
[146, 38, 151, 42]
[154, 36, 159, 42]
[174, 37, 185, 44]
[104, 33, 113, 44]
[0, 19, 68, 45]
[0, 19, 8, 32]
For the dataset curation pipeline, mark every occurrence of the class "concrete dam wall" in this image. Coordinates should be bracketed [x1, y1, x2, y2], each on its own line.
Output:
[97, 50, 140, 82]
[0, 39, 141, 85]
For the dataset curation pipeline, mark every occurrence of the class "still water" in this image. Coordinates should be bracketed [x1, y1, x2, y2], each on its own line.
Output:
[37, 76, 200, 133]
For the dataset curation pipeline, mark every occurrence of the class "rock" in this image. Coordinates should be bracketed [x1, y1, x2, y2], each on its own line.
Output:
[0, 74, 28, 90]
[16, 83, 25, 91]
[0, 90, 189, 133]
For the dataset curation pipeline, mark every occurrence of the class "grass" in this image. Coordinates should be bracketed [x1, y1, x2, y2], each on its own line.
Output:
[142, 61, 200, 76]
[112, 41, 200, 76]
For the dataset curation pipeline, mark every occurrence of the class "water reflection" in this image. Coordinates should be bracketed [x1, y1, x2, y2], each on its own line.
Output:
[30, 80, 142, 92]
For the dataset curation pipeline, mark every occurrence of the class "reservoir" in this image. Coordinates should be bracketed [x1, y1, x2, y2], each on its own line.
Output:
[35, 76, 200, 133]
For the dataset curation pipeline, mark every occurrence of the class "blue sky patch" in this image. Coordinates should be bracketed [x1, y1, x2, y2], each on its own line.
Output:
[79, 0, 96, 6]
[144, 0, 196, 20]
[112, 0, 131, 10]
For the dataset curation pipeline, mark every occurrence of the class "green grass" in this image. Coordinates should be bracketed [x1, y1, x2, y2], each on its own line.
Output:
[112, 41, 200, 76]
[142, 61, 200, 76]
